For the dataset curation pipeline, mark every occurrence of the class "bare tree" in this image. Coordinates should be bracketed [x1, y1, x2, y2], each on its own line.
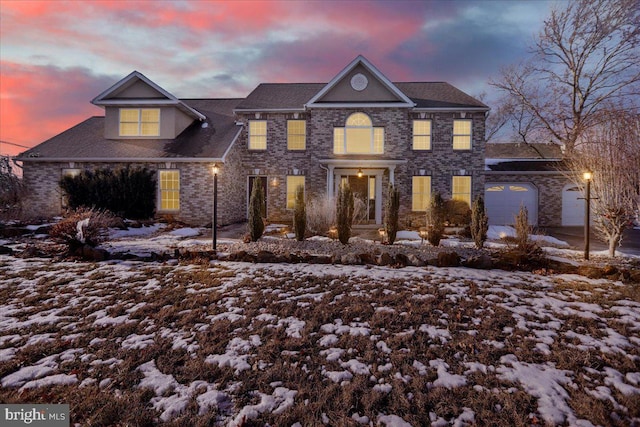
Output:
[567, 109, 640, 257]
[491, 0, 640, 154]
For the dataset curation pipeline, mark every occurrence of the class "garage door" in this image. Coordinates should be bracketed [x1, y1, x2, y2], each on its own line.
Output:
[485, 183, 538, 225]
[562, 184, 585, 226]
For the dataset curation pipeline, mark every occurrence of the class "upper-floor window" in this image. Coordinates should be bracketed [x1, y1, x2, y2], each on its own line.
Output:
[452, 175, 471, 207]
[334, 112, 384, 154]
[119, 108, 160, 136]
[287, 120, 306, 150]
[249, 120, 267, 150]
[452, 119, 471, 150]
[413, 119, 432, 150]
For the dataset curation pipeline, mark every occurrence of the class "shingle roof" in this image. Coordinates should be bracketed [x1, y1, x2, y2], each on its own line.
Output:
[235, 82, 488, 111]
[18, 99, 242, 161]
[234, 83, 325, 110]
[485, 143, 564, 159]
[395, 82, 488, 109]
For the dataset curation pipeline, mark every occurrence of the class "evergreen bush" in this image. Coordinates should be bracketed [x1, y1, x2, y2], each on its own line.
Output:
[425, 192, 446, 246]
[444, 199, 472, 226]
[470, 195, 489, 249]
[384, 183, 400, 244]
[293, 185, 306, 241]
[336, 182, 354, 245]
[59, 167, 155, 219]
[248, 178, 265, 241]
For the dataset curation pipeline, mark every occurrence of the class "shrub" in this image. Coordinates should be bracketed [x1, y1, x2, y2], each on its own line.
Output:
[384, 184, 400, 244]
[336, 182, 354, 245]
[470, 195, 489, 249]
[514, 204, 532, 251]
[0, 167, 23, 219]
[59, 167, 155, 219]
[306, 195, 335, 236]
[50, 207, 118, 251]
[293, 185, 306, 241]
[444, 199, 471, 226]
[425, 192, 446, 246]
[248, 178, 265, 242]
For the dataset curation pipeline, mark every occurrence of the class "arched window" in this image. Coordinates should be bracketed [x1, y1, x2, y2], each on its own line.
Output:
[334, 113, 384, 154]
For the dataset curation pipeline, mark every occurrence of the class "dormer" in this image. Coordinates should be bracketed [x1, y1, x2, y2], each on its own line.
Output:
[91, 71, 205, 139]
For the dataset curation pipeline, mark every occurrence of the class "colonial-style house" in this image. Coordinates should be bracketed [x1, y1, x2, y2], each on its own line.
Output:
[17, 55, 495, 227]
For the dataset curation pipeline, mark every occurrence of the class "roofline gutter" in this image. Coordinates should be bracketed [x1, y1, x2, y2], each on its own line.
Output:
[233, 108, 307, 114]
[16, 157, 225, 163]
[413, 107, 489, 112]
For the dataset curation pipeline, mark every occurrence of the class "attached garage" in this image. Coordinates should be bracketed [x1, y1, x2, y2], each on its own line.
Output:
[562, 184, 585, 226]
[485, 183, 538, 225]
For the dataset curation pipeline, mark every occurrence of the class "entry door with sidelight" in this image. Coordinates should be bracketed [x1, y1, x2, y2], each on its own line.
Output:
[247, 176, 268, 218]
[344, 175, 376, 222]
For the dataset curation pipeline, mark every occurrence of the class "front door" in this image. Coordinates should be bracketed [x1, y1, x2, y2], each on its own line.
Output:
[247, 176, 268, 218]
[347, 175, 376, 222]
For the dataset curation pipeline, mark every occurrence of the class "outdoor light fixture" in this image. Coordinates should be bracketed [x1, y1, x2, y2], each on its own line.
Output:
[582, 170, 593, 260]
[357, 168, 364, 178]
[419, 227, 429, 244]
[212, 164, 219, 251]
[378, 227, 387, 244]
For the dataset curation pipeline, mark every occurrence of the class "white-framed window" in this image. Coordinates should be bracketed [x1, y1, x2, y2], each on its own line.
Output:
[249, 120, 267, 150]
[286, 175, 305, 209]
[61, 168, 81, 208]
[287, 120, 306, 150]
[452, 175, 471, 207]
[119, 108, 160, 136]
[159, 170, 180, 211]
[413, 119, 431, 150]
[333, 112, 384, 154]
[412, 176, 432, 211]
[452, 119, 471, 150]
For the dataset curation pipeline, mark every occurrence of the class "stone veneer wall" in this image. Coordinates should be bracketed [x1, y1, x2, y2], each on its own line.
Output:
[235, 109, 486, 226]
[20, 160, 245, 227]
[485, 172, 571, 227]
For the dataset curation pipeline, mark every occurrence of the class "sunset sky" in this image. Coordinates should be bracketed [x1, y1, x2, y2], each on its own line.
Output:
[0, 0, 555, 156]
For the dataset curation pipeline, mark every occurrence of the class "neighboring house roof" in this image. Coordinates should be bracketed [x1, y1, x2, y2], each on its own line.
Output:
[234, 81, 488, 112]
[18, 98, 242, 162]
[485, 143, 566, 172]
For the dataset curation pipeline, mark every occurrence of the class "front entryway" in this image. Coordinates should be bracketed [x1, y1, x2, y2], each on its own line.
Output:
[345, 175, 376, 222]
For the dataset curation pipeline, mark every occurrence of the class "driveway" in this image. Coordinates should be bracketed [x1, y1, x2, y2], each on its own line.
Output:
[543, 226, 640, 256]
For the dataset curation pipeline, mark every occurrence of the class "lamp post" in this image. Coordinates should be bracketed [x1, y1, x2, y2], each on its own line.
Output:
[212, 164, 219, 251]
[583, 171, 592, 260]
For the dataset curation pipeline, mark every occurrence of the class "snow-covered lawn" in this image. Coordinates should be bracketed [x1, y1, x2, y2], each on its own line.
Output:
[1, 243, 639, 425]
[0, 223, 638, 425]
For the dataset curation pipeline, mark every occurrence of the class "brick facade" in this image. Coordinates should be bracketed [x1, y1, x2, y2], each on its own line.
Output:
[233, 109, 486, 226]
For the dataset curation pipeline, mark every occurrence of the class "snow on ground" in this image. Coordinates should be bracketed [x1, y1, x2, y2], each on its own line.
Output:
[0, 225, 639, 425]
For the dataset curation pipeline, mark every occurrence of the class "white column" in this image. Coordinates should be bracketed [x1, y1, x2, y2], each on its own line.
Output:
[389, 165, 396, 185]
[327, 165, 335, 198]
[375, 171, 383, 224]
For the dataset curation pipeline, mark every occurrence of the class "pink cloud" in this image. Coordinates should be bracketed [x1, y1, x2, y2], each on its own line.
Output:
[0, 62, 110, 154]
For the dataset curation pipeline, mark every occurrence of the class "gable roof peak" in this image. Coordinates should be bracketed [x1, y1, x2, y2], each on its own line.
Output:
[305, 55, 416, 108]
[91, 71, 205, 121]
